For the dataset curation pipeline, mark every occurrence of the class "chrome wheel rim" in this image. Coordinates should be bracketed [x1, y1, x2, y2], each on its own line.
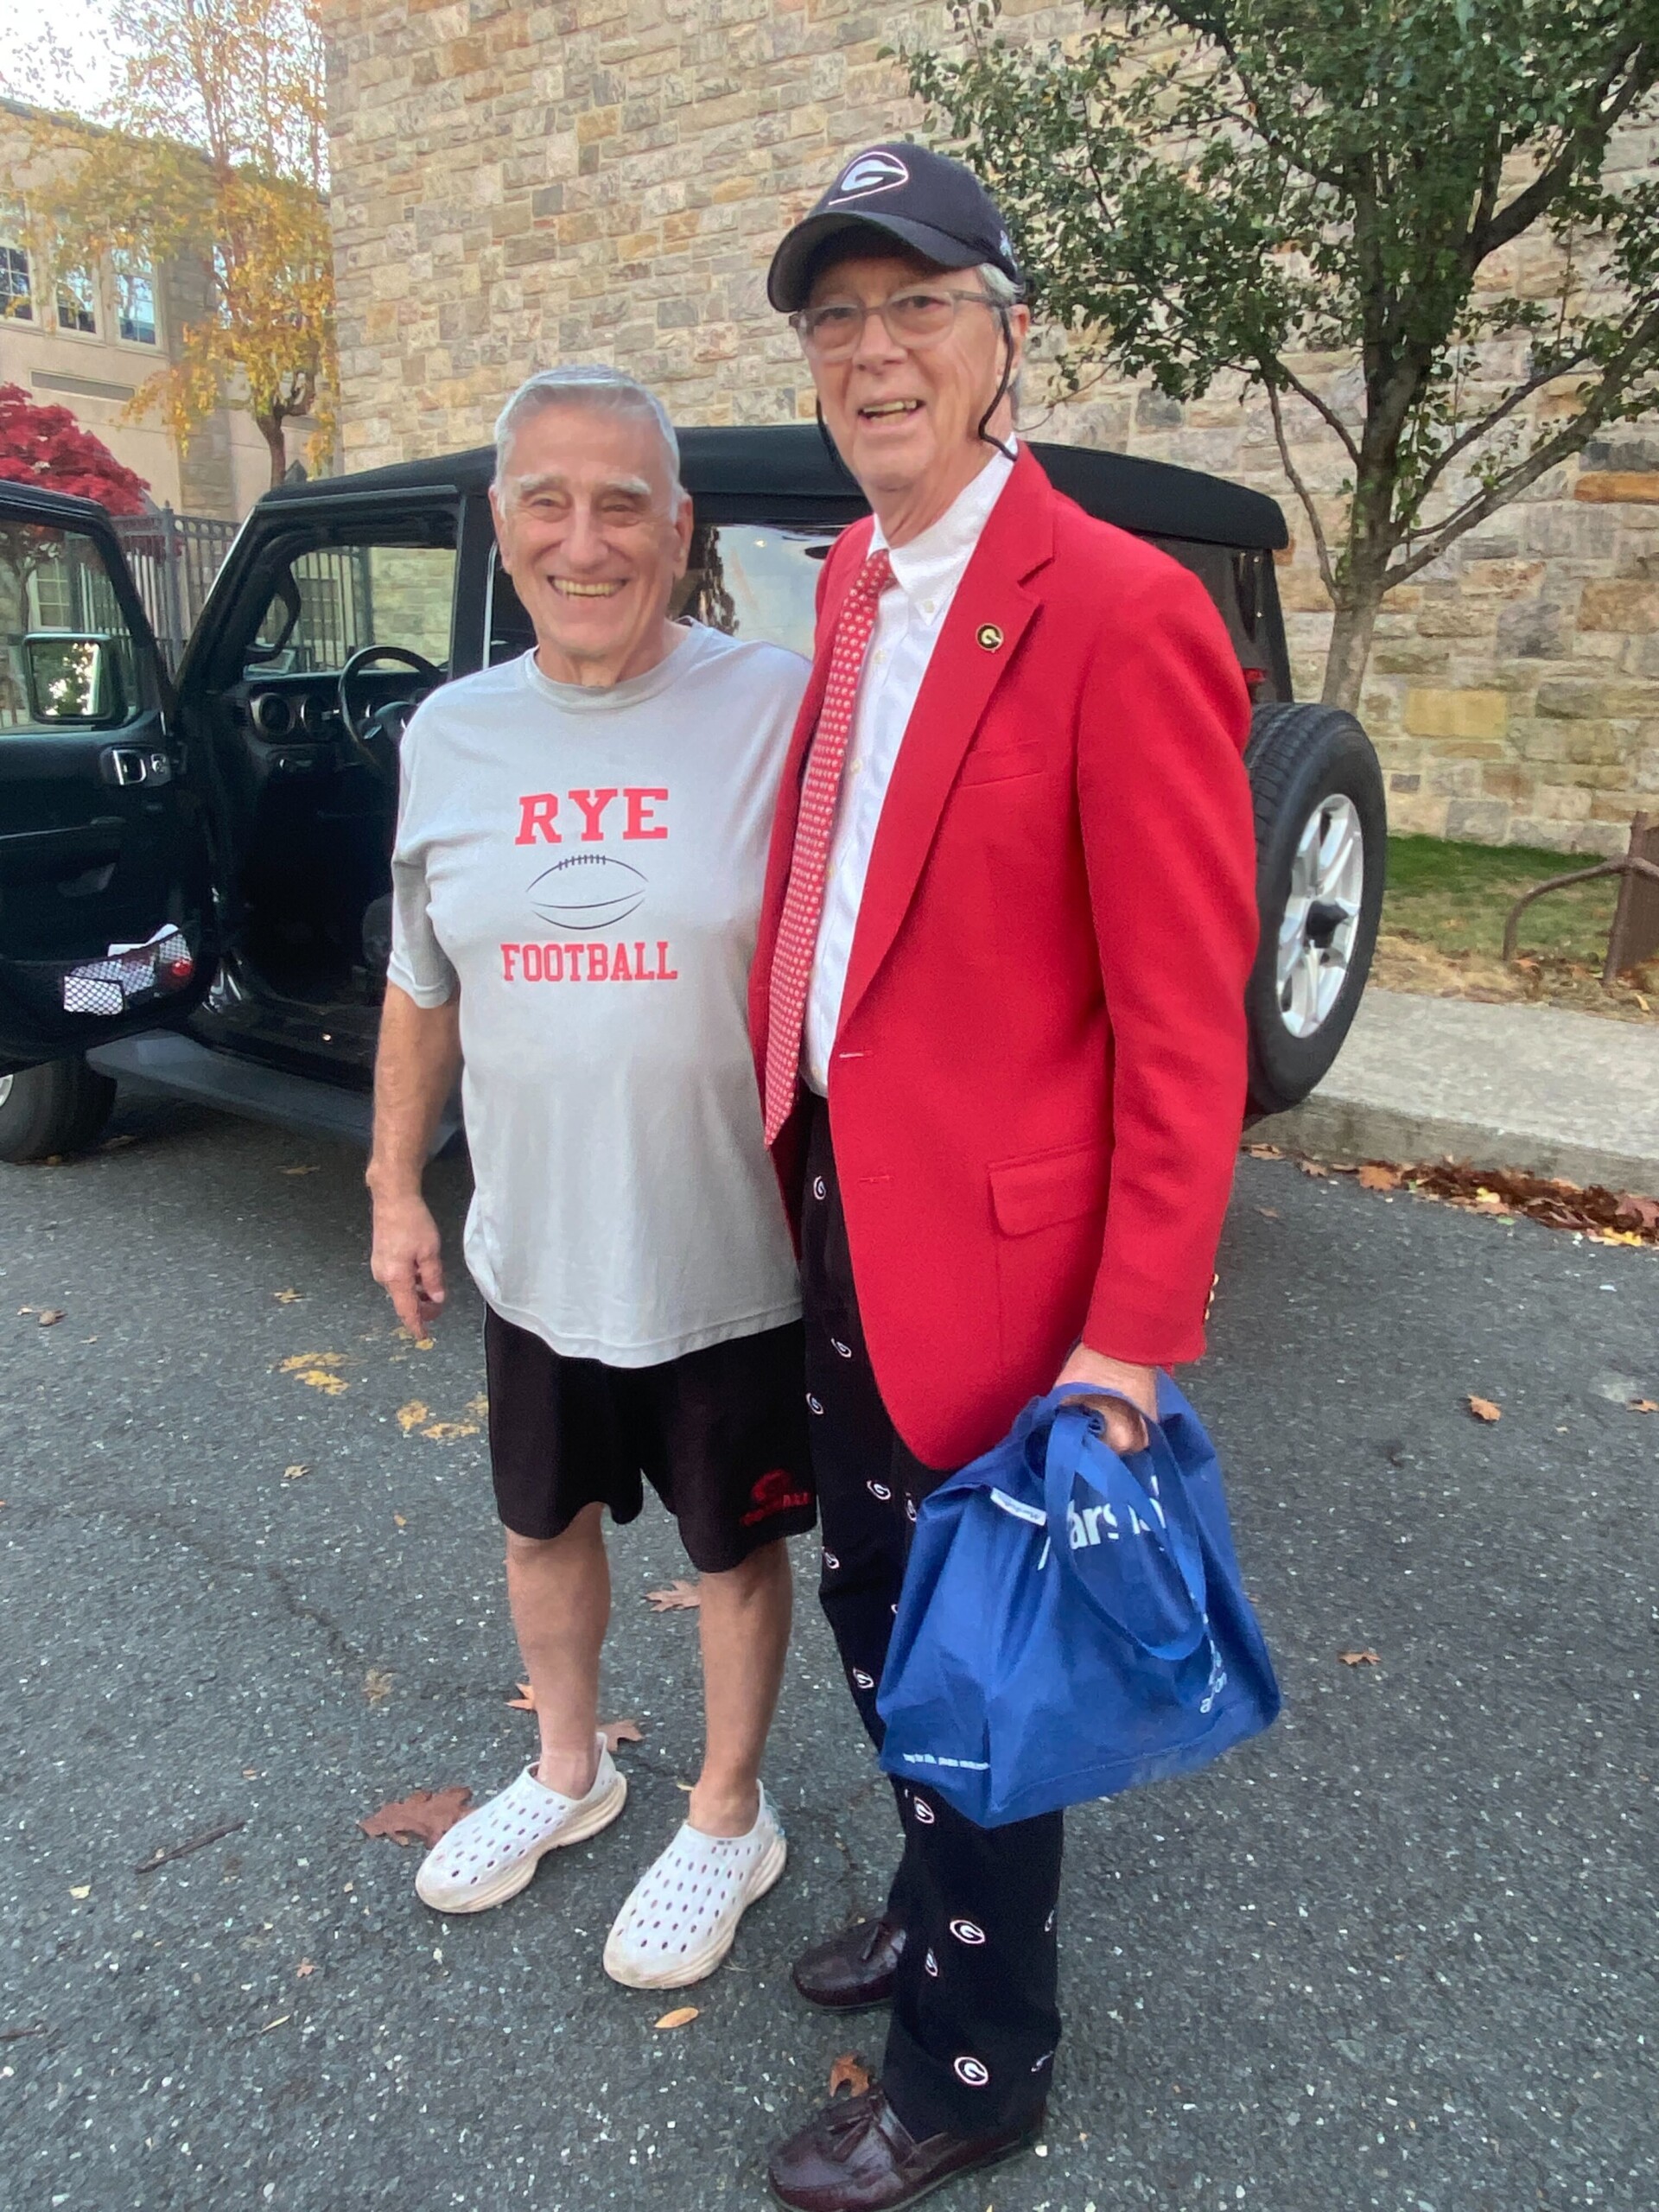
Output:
[0, 1073, 11, 1109]
[1276, 794, 1363, 1039]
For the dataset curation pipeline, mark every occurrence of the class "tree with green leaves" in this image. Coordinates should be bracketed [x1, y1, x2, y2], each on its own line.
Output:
[904, 2, 1659, 707]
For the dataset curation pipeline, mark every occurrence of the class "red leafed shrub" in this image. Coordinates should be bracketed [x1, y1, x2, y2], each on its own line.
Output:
[0, 384, 150, 515]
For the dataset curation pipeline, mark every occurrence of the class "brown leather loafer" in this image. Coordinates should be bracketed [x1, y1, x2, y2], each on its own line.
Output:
[791, 1918, 906, 2012]
[768, 2084, 1040, 2211]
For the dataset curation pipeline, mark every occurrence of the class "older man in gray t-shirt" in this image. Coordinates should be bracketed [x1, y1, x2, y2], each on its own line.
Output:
[368, 367, 810, 1990]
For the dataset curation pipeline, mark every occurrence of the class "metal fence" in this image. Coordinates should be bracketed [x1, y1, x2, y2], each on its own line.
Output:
[112, 507, 238, 672]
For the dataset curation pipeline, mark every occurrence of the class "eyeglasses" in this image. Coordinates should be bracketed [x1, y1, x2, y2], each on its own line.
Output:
[789, 287, 1012, 361]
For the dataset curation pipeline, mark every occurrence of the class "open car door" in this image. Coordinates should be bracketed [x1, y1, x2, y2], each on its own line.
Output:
[0, 484, 218, 1075]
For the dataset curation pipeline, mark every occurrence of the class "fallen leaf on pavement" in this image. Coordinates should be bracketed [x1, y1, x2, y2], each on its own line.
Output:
[279, 1351, 350, 1395]
[68, 1885, 90, 1899]
[1357, 1163, 1403, 1192]
[1466, 1394, 1502, 1423]
[282, 1464, 309, 1483]
[601, 1719, 645, 1752]
[1338, 1649, 1381, 1667]
[654, 2007, 699, 2031]
[358, 1786, 473, 1847]
[829, 2053, 874, 2098]
[280, 1165, 319, 1176]
[259, 2015, 290, 2032]
[465, 1394, 489, 1419]
[396, 1400, 431, 1434]
[645, 1580, 702, 1612]
[1243, 1142, 1282, 1159]
[363, 1669, 395, 1706]
[36, 1309, 66, 1327]
[1630, 1399, 1658, 1414]
[393, 1512, 407, 1527]
[1297, 1160, 1331, 1179]
[506, 1681, 536, 1711]
[296, 1960, 315, 1979]
[272, 1288, 302, 1304]
[419, 1420, 479, 1441]
[1257, 1206, 1280, 1219]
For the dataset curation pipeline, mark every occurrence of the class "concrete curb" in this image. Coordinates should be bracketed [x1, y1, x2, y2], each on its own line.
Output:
[1248, 988, 1659, 1199]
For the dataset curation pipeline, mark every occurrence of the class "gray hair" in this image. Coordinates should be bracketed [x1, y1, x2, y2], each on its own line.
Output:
[976, 264, 1025, 413]
[493, 365, 684, 504]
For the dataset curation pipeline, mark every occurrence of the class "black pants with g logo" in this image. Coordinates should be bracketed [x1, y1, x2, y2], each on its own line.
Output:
[799, 1094, 1065, 2141]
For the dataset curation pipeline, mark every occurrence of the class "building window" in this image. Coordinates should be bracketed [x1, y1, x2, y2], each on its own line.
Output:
[0, 237, 32, 322]
[55, 264, 99, 336]
[116, 260, 158, 346]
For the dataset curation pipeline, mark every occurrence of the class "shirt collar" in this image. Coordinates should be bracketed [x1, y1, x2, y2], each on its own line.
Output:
[868, 443, 1016, 613]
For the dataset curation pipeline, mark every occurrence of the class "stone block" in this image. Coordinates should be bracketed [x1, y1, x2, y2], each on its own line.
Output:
[1414, 600, 1498, 639]
[1402, 688, 1509, 740]
[1496, 600, 1567, 660]
[1479, 765, 1535, 803]
[1579, 581, 1659, 632]
[1445, 799, 1513, 842]
[1460, 559, 1546, 598]
[1535, 679, 1656, 720]
[1575, 473, 1659, 505]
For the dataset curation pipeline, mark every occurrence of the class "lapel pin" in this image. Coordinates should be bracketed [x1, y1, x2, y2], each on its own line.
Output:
[976, 622, 1004, 652]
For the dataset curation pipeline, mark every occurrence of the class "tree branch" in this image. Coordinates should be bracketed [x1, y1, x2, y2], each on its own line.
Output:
[1275, 360, 1363, 468]
[1385, 316, 1659, 586]
[1471, 36, 1654, 262]
[1268, 380, 1338, 599]
[1414, 341, 1599, 502]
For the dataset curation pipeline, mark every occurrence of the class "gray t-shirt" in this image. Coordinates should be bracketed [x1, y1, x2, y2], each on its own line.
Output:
[389, 625, 808, 1365]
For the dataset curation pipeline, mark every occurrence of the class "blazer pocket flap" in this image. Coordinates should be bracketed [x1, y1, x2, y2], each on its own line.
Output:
[990, 1143, 1109, 1236]
[956, 744, 1052, 788]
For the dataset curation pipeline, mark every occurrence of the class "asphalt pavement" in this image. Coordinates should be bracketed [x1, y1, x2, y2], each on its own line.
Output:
[1, 1092, 1655, 2212]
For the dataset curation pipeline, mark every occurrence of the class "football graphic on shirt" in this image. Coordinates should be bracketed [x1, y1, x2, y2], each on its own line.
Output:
[529, 853, 647, 932]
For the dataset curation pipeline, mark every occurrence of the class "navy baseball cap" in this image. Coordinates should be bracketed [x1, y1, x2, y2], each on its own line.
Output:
[767, 142, 1023, 312]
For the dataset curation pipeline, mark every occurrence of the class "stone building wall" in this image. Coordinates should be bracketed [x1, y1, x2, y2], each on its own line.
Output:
[321, 0, 1659, 854]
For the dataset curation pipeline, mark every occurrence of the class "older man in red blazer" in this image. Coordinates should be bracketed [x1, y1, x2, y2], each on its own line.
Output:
[753, 143, 1258, 2211]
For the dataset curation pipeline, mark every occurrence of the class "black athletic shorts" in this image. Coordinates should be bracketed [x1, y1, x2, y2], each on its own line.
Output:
[483, 1308, 816, 1573]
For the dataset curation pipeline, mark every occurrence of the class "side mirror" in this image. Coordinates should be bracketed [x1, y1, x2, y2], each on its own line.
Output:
[22, 632, 127, 725]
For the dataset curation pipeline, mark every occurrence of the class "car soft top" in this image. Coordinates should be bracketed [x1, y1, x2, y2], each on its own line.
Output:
[258, 423, 1288, 552]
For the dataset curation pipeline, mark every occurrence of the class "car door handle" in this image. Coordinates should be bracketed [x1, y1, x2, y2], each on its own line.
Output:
[99, 746, 175, 788]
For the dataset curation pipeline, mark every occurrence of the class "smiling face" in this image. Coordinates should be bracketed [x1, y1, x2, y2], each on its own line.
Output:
[802, 245, 1029, 544]
[489, 401, 692, 689]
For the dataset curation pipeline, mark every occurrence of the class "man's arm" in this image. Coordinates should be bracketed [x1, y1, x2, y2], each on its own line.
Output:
[367, 982, 461, 1338]
[1061, 562, 1258, 1448]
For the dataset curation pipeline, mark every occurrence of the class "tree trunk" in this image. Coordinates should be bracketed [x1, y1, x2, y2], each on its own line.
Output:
[1321, 570, 1389, 713]
[257, 412, 288, 490]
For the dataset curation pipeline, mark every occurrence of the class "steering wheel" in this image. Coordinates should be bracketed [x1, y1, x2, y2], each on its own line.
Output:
[337, 645, 442, 783]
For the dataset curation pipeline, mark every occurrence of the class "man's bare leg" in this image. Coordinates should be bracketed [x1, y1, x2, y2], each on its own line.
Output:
[505, 1503, 610, 1798]
[688, 1537, 793, 1837]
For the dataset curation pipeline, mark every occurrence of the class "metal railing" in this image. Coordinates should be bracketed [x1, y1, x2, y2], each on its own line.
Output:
[112, 507, 238, 672]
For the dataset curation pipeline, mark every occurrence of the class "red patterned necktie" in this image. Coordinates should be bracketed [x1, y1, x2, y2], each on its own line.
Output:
[763, 547, 894, 1144]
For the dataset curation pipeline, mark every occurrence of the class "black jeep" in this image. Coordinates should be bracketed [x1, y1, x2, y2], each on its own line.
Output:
[0, 428, 1383, 1163]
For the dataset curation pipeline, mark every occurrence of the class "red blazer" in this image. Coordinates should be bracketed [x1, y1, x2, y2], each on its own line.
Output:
[749, 444, 1257, 1470]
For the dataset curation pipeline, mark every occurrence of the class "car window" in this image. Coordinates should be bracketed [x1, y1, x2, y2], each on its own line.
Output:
[487, 522, 840, 666]
[0, 520, 143, 734]
[247, 538, 457, 677]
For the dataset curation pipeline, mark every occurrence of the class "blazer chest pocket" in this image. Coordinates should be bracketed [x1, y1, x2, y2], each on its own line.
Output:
[989, 1141, 1109, 1236]
[956, 743, 1052, 789]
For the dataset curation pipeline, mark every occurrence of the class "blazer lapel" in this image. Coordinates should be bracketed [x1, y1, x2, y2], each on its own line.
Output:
[835, 448, 1056, 1036]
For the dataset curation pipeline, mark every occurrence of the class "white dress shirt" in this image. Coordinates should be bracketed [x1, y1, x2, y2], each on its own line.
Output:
[802, 446, 1016, 1093]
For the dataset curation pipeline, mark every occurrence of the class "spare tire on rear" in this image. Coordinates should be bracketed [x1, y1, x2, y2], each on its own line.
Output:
[1243, 702, 1386, 1116]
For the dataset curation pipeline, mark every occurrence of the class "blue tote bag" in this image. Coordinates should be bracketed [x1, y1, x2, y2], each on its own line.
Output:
[876, 1378, 1280, 1827]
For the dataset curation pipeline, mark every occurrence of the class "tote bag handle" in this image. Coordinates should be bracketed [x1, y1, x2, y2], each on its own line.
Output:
[1043, 1399, 1210, 1666]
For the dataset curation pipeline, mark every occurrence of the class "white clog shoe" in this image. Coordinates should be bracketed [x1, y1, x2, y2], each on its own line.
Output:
[415, 1741, 627, 1914]
[602, 1784, 787, 1989]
